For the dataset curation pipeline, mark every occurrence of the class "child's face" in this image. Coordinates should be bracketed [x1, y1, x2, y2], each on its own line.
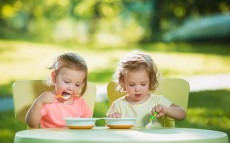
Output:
[123, 69, 150, 102]
[52, 67, 86, 97]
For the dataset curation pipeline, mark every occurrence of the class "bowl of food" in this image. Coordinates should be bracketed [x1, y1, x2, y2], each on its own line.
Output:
[63, 118, 99, 129]
[103, 118, 137, 129]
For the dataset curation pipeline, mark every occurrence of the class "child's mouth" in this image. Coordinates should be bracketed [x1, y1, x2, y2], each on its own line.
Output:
[62, 92, 72, 100]
[135, 94, 142, 98]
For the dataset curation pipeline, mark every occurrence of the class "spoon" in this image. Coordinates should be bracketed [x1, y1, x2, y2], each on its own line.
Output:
[145, 112, 158, 129]
[56, 93, 71, 100]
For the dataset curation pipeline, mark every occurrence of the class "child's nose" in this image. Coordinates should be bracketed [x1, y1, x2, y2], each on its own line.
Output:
[68, 84, 75, 91]
[135, 85, 140, 91]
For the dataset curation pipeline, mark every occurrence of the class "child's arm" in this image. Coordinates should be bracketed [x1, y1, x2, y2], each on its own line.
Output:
[106, 104, 122, 118]
[25, 91, 56, 128]
[151, 104, 186, 120]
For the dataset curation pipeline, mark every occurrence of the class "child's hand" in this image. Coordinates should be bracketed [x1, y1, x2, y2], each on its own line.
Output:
[108, 112, 122, 118]
[151, 104, 168, 118]
[35, 91, 56, 105]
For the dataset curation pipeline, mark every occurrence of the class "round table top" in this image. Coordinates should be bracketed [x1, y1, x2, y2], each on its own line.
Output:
[15, 127, 229, 143]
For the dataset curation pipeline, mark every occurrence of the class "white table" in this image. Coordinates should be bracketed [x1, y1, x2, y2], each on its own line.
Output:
[14, 127, 229, 143]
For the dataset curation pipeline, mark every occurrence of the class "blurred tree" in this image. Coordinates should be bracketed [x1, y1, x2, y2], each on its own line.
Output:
[0, 0, 229, 43]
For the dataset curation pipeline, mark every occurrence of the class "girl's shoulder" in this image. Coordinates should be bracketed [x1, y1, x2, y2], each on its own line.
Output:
[150, 93, 167, 97]
[149, 93, 163, 98]
[112, 95, 127, 105]
[114, 95, 126, 102]
[149, 93, 172, 106]
[148, 93, 165, 102]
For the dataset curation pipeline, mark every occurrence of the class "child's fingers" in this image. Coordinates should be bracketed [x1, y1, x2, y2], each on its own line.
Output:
[47, 96, 56, 104]
[154, 105, 161, 113]
[45, 93, 57, 103]
[152, 105, 165, 117]
[156, 112, 164, 118]
[151, 108, 156, 115]
[108, 112, 121, 118]
[115, 113, 122, 118]
[108, 113, 116, 118]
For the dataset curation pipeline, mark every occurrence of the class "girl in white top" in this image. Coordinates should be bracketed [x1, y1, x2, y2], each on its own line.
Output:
[107, 50, 186, 128]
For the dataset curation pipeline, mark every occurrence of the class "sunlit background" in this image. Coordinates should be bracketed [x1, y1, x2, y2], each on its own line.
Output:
[0, 0, 230, 143]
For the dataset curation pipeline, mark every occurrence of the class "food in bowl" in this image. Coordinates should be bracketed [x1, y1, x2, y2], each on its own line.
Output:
[63, 118, 98, 129]
[103, 118, 137, 129]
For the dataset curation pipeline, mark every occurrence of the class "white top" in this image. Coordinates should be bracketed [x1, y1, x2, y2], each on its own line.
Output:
[107, 94, 172, 128]
[14, 127, 229, 143]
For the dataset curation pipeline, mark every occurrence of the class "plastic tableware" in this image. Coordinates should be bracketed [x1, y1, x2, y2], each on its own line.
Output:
[56, 93, 71, 100]
[63, 118, 99, 129]
[102, 118, 137, 129]
[145, 112, 158, 129]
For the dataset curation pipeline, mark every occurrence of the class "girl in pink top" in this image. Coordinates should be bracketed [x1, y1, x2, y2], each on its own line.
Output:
[26, 53, 92, 128]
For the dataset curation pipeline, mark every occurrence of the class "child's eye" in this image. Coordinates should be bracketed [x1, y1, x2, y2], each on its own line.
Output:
[141, 84, 146, 86]
[75, 84, 80, 87]
[129, 84, 135, 87]
[64, 81, 70, 83]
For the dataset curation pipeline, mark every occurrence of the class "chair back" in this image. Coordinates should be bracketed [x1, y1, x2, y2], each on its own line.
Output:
[12, 80, 96, 123]
[107, 78, 190, 127]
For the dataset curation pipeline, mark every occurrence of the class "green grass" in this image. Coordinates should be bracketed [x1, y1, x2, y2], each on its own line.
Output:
[0, 39, 230, 142]
[1, 39, 230, 97]
[0, 89, 230, 143]
[0, 110, 27, 143]
[176, 89, 230, 133]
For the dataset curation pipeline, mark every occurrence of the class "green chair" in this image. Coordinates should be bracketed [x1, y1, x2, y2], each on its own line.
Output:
[12, 80, 96, 128]
[107, 78, 190, 127]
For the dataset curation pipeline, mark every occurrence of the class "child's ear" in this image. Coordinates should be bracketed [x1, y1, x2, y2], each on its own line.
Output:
[120, 80, 126, 91]
[51, 71, 56, 83]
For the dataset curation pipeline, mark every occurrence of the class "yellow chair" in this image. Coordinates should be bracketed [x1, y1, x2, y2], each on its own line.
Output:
[12, 80, 97, 125]
[107, 78, 190, 127]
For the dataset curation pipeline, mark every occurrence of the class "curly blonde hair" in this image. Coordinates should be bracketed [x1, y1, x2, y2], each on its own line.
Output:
[113, 50, 160, 92]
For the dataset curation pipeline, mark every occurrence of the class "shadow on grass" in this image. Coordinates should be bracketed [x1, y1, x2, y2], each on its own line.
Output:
[0, 110, 27, 143]
[176, 89, 230, 141]
[60, 40, 230, 57]
[137, 42, 230, 56]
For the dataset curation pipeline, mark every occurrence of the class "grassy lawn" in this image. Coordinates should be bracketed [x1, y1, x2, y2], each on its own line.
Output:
[1, 40, 230, 96]
[0, 39, 230, 142]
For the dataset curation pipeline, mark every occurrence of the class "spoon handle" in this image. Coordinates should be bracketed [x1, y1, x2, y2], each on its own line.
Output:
[150, 112, 158, 121]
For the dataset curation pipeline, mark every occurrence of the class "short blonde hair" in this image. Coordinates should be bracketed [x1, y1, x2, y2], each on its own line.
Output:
[46, 53, 88, 96]
[113, 50, 160, 92]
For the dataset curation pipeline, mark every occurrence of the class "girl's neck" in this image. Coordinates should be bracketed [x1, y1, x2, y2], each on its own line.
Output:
[62, 96, 73, 104]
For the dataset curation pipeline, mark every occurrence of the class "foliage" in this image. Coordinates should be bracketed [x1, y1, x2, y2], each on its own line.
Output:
[0, 0, 229, 43]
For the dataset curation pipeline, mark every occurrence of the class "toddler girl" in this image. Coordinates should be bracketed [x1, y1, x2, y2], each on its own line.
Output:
[107, 50, 186, 128]
[26, 53, 92, 128]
